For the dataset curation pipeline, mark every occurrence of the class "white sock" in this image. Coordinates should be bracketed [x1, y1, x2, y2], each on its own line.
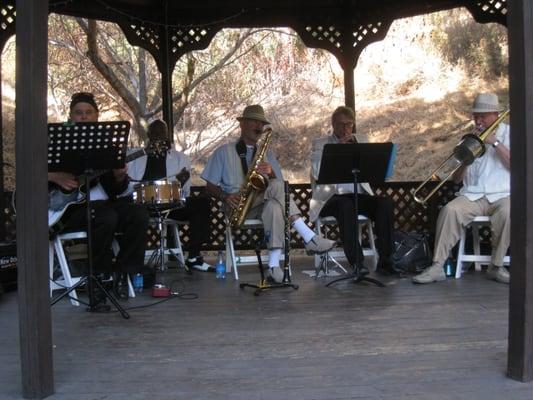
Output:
[291, 218, 315, 243]
[268, 248, 282, 268]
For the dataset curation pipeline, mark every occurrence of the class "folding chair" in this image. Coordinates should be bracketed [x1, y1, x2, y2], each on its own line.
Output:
[455, 216, 511, 278]
[313, 215, 378, 275]
[49, 231, 135, 306]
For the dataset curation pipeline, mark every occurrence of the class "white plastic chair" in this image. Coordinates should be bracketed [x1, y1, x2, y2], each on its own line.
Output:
[163, 219, 186, 267]
[313, 215, 378, 273]
[49, 231, 135, 306]
[455, 216, 511, 278]
[225, 218, 271, 280]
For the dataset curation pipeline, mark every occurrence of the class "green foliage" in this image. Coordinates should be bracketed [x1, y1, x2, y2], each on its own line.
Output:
[430, 9, 507, 79]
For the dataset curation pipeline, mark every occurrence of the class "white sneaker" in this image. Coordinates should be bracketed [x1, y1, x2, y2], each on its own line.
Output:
[268, 267, 284, 283]
[486, 264, 509, 284]
[304, 235, 335, 254]
[412, 262, 446, 284]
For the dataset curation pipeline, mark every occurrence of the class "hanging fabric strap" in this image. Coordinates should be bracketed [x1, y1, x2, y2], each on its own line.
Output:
[235, 139, 256, 175]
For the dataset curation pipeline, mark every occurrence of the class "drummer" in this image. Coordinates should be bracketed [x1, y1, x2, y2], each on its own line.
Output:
[128, 120, 213, 272]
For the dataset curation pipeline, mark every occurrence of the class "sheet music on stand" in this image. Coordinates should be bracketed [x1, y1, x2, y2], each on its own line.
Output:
[48, 120, 131, 318]
[317, 142, 396, 185]
[317, 142, 395, 288]
[48, 121, 130, 174]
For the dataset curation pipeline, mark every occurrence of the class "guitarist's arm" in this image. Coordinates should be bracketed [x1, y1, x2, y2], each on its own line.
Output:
[48, 171, 78, 191]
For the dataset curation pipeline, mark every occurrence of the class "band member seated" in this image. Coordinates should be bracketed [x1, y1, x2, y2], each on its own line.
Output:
[413, 93, 510, 284]
[309, 106, 395, 275]
[48, 92, 149, 299]
[128, 119, 213, 271]
[201, 104, 335, 283]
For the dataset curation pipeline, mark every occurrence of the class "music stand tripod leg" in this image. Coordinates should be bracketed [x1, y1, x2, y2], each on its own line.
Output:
[325, 168, 385, 289]
[84, 175, 130, 318]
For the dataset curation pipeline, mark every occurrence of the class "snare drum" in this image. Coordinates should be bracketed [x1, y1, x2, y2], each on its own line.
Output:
[134, 179, 182, 205]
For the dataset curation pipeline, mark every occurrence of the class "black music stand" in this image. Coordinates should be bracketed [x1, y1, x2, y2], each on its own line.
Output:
[317, 142, 394, 288]
[48, 121, 131, 318]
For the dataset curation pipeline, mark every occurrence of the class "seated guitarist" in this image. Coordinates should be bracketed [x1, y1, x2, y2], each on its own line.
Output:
[47, 92, 149, 299]
[128, 119, 213, 272]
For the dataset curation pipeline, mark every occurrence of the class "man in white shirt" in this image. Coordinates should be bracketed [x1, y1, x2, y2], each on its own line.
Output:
[309, 106, 395, 275]
[413, 93, 511, 284]
[128, 120, 213, 272]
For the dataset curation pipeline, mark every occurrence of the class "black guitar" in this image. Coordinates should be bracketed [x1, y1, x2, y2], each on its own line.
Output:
[48, 148, 147, 229]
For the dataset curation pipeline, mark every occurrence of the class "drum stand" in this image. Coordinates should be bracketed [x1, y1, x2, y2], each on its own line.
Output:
[146, 206, 188, 273]
[146, 206, 169, 271]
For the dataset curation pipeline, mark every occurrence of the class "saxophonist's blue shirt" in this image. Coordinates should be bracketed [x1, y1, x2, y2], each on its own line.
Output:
[201, 140, 283, 194]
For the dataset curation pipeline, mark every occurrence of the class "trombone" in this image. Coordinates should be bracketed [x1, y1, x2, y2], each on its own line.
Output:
[413, 109, 509, 205]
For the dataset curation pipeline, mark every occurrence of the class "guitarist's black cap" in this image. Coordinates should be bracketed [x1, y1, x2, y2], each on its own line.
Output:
[70, 92, 98, 112]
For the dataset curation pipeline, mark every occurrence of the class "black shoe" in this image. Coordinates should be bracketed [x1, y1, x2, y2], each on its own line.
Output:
[91, 284, 107, 305]
[352, 264, 369, 276]
[376, 257, 396, 275]
[112, 272, 129, 300]
[185, 256, 214, 273]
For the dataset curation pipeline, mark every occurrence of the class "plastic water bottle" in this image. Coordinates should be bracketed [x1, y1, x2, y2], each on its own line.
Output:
[215, 251, 226, 279]
[444, 258, 455, 277]
[133, 273, 144, 293]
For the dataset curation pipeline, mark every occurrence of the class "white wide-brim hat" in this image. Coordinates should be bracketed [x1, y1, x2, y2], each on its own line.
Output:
[471, 93, 503, 113]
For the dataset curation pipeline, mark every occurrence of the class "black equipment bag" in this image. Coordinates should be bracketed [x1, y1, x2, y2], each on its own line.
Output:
[391, 230, 432, 274]
[0, 241, 17, 295]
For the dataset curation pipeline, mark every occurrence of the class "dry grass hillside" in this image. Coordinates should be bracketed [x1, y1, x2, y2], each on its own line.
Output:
[265, 80, 508, 183]
[1, 9, 509, 188]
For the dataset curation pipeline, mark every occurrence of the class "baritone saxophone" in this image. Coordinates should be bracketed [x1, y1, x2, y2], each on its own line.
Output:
[228, 128, 273, 228]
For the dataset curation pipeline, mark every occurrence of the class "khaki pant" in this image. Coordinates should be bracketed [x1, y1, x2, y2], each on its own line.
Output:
[433, 196, 510, 267]
[246, 179, 300, 249]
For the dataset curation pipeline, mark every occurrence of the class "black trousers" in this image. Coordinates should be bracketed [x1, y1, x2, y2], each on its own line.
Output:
[61, 198, 149, 274]
[166, 196, 210, 258]
[319, 193, 394, 266]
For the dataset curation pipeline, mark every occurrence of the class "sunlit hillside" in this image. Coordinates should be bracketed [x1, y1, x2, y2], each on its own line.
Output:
[1, 7, 508, 189]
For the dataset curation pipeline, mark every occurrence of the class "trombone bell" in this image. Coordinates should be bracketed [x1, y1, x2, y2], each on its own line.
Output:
[412, 109, 509, 206]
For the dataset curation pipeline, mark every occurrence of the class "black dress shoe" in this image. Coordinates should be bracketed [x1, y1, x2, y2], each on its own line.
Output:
[92, 285, 107, 305]
[112, 272, 129, 300]
[352, 264, 369, 276]
[377, 256, 397, 274]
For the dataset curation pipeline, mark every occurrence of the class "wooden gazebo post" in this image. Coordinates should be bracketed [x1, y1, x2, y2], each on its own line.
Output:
[16, 0, 54, 398]
[160, 0, 174, 137]
[507, 0, 533, 382]
[0, 2, 16, 241]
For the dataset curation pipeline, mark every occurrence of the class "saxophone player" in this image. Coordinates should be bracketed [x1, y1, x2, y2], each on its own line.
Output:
[202, 105, 335, 283]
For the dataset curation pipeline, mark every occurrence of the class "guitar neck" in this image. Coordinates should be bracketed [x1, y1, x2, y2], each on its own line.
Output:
[75, 148, 147, 184]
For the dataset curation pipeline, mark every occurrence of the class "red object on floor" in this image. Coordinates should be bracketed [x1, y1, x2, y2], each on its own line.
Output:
[151, 285, 171, 297]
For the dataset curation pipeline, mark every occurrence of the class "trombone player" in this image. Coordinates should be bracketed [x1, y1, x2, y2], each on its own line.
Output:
[413, 93, 510, 284]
